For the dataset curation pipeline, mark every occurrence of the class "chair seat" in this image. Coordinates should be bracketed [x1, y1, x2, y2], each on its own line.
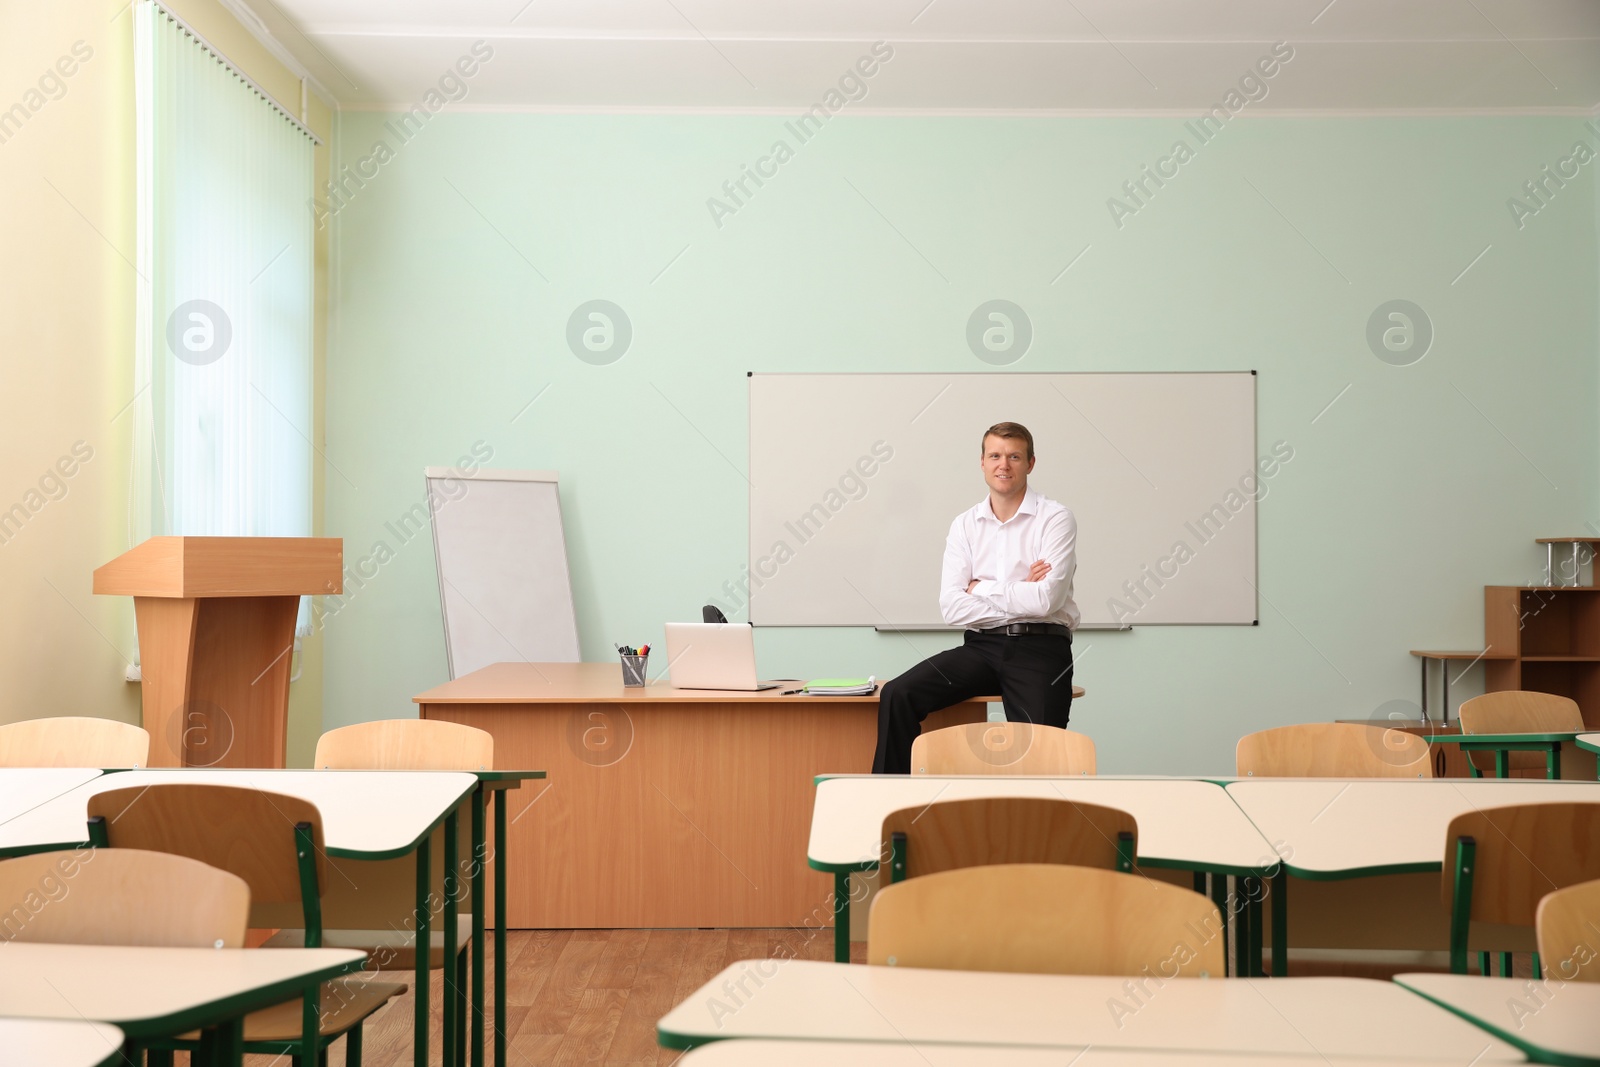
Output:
[178, 976, 406, 1042]
[262, 916, 473, 970]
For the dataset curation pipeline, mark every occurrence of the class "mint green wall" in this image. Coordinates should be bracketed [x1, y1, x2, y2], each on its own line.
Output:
[323, 114, 1599, 774]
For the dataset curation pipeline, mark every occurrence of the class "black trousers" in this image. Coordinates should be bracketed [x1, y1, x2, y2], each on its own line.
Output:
[872, 630, 1074, 774]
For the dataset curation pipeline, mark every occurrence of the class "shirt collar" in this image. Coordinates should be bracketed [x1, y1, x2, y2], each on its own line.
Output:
[976, 488, 1040, 524]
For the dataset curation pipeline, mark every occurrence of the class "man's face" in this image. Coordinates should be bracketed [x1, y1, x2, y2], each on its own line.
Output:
[981, 434, 1034, 496]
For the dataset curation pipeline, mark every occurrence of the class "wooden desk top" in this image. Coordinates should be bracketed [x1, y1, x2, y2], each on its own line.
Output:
[676, 1042, 1511, 1067]
[1226, 778, 1600, 878]
[1578, 732, 1600, 754]
[415, 662, 1087, 705]
[656, 961, 1519, 1060]
[1408, 650, 1516, 659]
[1, 1018, 125, 1067]
[0, 942, 364, 1040]
[0, 769, 476, 861]
[0, 769, 102, 825]
[1396, 973, 1600, 1065]
[809, 776, 1276, 875]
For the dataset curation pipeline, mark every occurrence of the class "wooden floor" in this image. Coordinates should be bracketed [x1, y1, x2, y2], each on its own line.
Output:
[238, 927, 855, 1067]
[224, 928, 1498, 1067]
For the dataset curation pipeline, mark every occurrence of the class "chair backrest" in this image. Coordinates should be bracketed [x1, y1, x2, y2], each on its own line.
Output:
[1442, 803, 1600, 926]
[0, 848, 248, 947]
[910, 723, 1095, 775]
[1458, 691, 1583, 734]
[881, 797, 1135, 881]
[86, 784, 325, 907]
[1236, 722, 1433, 778]
[0, 717, 150, 768]
[1536, 878, 1600, 983]
[314, 718, 493, 771]
[868, 863, 1224, 977]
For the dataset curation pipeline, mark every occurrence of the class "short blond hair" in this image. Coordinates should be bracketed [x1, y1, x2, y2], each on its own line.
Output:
[982, 422, 1034, 460]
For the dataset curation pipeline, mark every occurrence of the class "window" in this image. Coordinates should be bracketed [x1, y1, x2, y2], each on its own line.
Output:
[133, 0, 316, 632]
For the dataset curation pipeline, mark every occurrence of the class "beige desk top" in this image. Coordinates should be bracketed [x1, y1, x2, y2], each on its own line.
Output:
[1, 1017, 124, 1067]
[656, 960, 1519, 1061]
[1226, 778, 1600, 877]
[0, 769, 476, 860]
[414, 661, 1083, 705]
[1579, 732, 1600, 751]
[809, 776, 1276, 874]
[1396, 973, 1600, 1065]
[677, 1041, 1519, 1067]
[0, 769, 102, 825]
[0, 942, 365, 1037]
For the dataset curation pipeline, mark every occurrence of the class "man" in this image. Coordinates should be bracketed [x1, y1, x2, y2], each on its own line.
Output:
[872, 422, 1078, 774]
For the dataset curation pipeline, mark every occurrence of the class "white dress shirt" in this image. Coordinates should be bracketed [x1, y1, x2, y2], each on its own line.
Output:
[939, 488, 1080, 631]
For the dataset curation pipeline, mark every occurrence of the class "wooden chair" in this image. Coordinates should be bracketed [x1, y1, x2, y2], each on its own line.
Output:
[0, 848, 248, 947]
[1457, 691, 1583, 779]
[1443, 802, 1600, 976]
[910, 722, 1095, 775]
[0, 849, 247, 1063]
[1536, 878, 1600, 982]
[279, 718, 490, 1064]
[869, 863, 1225, 977]
[313, 718, 493, 771]
[85, 784, 405, 1065]
[1236, 722, 1433, 778]
[882, 796, 1136, 885]
[0, 716, 149, 767]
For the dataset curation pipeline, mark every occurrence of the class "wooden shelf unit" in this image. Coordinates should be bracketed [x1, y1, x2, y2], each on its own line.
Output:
[1484, 585, 1600, 728]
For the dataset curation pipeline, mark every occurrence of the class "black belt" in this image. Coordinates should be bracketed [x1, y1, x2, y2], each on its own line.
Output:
[976, 623, 1071, 639]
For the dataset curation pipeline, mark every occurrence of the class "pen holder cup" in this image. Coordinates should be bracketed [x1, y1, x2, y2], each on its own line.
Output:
[619, 653, 648, 688]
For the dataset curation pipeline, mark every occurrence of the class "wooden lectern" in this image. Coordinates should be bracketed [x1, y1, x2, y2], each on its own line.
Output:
[93, 537, 343, 768]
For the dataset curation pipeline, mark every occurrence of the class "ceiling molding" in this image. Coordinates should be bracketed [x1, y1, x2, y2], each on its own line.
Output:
[220, 0, 336, 112]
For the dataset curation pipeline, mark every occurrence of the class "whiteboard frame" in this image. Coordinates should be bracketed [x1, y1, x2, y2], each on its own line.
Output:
[747, 371, 1259, 628]
[425, 466, 579, 678]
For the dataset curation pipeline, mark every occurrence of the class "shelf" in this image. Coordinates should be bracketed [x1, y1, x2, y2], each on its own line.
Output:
[1409, 650, 1515, 659]
[1520, 656, 1600, 662]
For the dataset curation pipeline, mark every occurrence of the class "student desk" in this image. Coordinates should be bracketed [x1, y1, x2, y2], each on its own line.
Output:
[674, 1044, 1497, 1067]
[808, 776, 1280, 969]
[4, 1018, 125, 1067]
[1446, 730, 1588, 779]
[0, 942, 365, 1067]
[1397, 973, 1600, 1066]
[1577, 732, 1600, 778]
[655, 959, 1521, 1061]
[0, 768, 102, 824]
[413, 661, 1007, 927]
[0, 769, 477, 1067]
[1226, 778, 1600, 975]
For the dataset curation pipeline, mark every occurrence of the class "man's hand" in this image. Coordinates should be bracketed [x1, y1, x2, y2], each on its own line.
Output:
[1025, 559, 1051, 583]
[966, 578, 979, 593]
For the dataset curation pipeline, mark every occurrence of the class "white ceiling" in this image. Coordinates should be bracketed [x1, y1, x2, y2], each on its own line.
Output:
[235, 0, 1600, 113]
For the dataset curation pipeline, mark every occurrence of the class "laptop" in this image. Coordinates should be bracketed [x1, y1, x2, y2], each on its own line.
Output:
[663, 622, 782, 691]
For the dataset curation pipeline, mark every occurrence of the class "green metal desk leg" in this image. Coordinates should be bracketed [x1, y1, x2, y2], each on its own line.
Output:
[1208, 873, 1230, 977]
[1495, 749, 1509, 778]
[198, 1018, 244, 1067]
[834, 871, 851, 963]
[415, 833, 431, 1067]
[444, 809, 460, 1067]
[1547, 744, 1560, 780]
[495, 786, 508, 1067]
[1247, 878, 1263, 978]
[472, 786, 487, 1067]
[1271, 868, 1288, 978]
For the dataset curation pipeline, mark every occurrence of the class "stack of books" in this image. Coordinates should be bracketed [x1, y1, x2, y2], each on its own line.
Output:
[804, 676, 877, 696]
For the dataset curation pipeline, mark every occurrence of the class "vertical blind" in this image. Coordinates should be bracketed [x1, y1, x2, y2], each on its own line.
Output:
[134, 0, 316, 633]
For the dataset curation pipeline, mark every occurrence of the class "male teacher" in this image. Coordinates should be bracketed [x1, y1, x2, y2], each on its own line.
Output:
[872, 421, 1078, 774]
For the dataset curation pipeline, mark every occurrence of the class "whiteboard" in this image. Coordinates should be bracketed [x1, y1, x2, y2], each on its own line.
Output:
[426, 468, 580, 677]
[748, 373, 1258, 627]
